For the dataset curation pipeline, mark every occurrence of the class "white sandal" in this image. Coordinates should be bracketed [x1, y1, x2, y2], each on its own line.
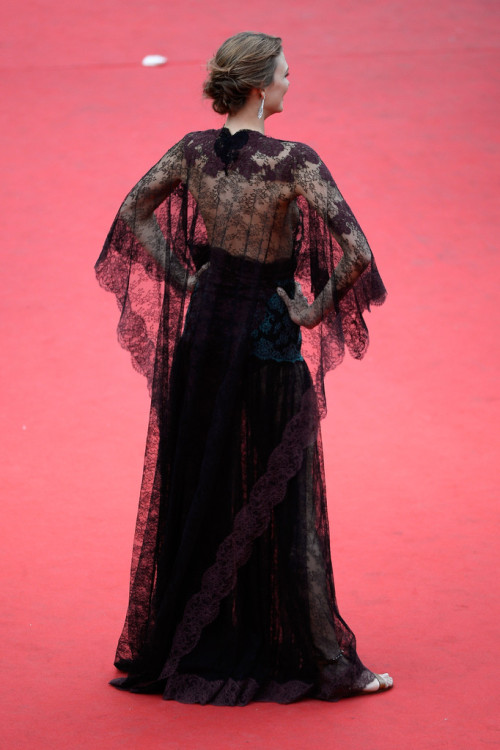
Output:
[362, 672, 394, 693]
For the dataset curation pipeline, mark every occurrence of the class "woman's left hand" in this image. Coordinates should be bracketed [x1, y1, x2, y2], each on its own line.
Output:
[277, 282, 321, 329]
[187, 262, 210, 292]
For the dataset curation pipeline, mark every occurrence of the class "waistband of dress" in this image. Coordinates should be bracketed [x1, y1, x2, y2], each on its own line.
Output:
[208, 246, 296, 281]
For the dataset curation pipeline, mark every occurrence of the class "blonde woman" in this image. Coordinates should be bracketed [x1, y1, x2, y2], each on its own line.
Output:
[97, 31, 392, 705]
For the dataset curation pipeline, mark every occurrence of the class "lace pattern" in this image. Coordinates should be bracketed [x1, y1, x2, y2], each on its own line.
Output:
[96, 127, 387, 704]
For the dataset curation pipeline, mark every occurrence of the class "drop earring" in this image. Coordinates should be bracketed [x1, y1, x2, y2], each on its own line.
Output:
[257, 94, 265, 120]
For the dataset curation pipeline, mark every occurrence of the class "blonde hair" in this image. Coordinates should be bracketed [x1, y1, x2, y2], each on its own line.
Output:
[203, 32, 282, 115]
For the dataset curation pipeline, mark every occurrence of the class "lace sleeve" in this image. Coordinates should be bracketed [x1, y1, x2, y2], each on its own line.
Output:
[294, 147, 373, 321]
[116, 137, 191, 290]
[95, 136, 199, 392]
[291, 143, 387, 416]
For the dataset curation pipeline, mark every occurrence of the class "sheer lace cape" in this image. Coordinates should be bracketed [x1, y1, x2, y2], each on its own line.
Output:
[95, 128, 387, 703]
[97, 128, 386, 411]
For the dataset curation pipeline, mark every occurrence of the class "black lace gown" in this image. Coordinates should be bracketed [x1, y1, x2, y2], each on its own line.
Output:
[96, 127, 387, 705]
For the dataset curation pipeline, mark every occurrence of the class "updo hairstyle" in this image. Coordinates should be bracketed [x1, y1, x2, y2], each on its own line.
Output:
[204, 32, 282, 115]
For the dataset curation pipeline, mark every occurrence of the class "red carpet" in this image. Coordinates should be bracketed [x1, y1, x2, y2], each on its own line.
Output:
[1, 1, 498, 747]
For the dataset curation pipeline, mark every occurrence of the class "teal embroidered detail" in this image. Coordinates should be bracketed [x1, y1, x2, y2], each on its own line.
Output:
[250, 280, 304, 363]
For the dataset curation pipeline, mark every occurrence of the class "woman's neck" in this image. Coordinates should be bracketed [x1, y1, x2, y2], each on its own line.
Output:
[224, 97, 266, 135]
[224, 117, 265, 135]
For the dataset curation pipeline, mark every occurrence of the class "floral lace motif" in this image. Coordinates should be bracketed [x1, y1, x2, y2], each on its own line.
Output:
[96, 127, 387, 705]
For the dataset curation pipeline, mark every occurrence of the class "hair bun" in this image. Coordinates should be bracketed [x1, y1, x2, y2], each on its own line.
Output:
[203, 32, 282, 116]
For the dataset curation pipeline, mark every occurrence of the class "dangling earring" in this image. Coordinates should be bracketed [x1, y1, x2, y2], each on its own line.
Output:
[257, 93, 265, 120]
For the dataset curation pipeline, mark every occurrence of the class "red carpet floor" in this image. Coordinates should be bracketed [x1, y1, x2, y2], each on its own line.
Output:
[1, 1, 498, 748]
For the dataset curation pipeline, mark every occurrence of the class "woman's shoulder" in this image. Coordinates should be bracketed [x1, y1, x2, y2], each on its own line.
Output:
[159, 129, 217, 154]
[172, 129, 221, 161]
[264, 134, 323, 166]
[181, 129, 219, 147]
[287, 140, 323, 165]
[275, 138, 335, 182]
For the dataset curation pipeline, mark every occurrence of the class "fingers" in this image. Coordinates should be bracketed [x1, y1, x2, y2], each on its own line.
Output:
[279, 282, 305, 302]
[196, 262, 210, 278]
[276, 287, 291, 309]
[191, 262, 210, 288]
[294, 282, 309, 302]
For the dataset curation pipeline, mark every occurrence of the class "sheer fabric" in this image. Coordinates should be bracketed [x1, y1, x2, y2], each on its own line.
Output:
[96, 127, 386, 705]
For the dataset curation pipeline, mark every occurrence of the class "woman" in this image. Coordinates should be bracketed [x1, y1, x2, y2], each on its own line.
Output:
[96, 31, 392, 705]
